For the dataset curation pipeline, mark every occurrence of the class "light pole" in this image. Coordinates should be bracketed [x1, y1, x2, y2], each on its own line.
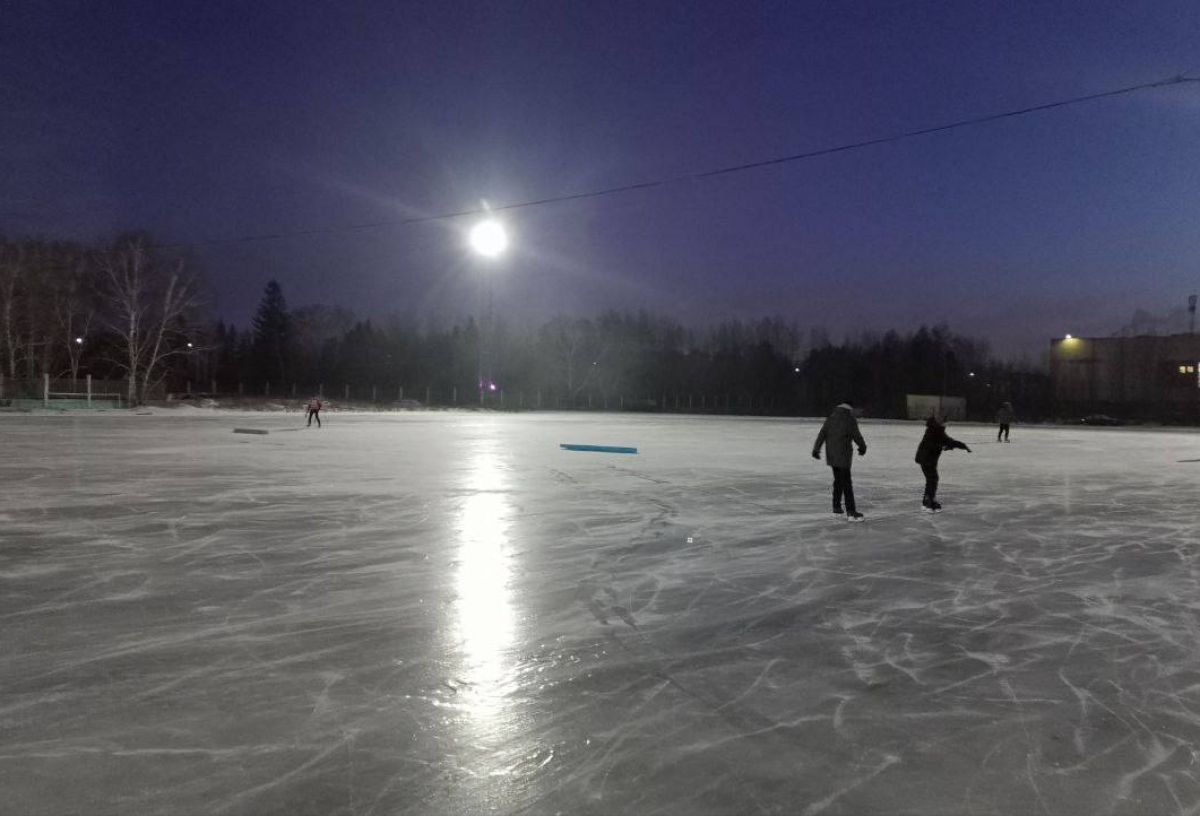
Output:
[468, 217, 508, 407]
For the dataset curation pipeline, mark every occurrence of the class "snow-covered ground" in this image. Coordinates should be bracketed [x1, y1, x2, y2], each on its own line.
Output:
[3, 410, 1200, 815]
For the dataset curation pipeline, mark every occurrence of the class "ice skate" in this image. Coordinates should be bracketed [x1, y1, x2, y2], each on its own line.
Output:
[846, 511, 865, 522]
[832, 504, 845, 516]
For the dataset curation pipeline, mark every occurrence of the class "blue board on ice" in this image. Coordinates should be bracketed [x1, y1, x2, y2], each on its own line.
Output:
[560, 443, 638, 455]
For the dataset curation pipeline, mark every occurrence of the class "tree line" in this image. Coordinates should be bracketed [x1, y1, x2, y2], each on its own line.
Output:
[0, 233, 202, 404]
[0, 233, 1048, 416]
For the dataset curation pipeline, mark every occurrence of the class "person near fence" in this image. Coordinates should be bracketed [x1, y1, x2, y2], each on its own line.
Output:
[996, 401, 1015, 442]
[915, 412, 971, 512]
[306, 396, 322, 428]
[812, 402, 868, 521]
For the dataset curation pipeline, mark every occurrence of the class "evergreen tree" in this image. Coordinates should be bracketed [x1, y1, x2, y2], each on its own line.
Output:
[252, 280, 291, 385]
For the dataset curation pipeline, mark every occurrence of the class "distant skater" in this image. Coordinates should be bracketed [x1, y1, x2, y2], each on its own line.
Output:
[306, 396, 322, 428]
[915, 413, 971, 512]
[996, 401, 1014, 442]
[812, 402, 868, 521]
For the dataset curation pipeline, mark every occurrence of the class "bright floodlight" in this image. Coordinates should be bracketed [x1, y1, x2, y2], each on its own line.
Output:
[74, 337, 83, 345]
[469, 219, 508, 257]
[1064, 334, 1073, 340]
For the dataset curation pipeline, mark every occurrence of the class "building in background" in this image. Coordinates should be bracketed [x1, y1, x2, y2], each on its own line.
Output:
[1050, 334, 1200, 422]
[906, 394, 966, 420]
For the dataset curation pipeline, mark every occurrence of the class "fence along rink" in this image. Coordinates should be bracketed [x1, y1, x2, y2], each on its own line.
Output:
[0, 375, 127, 408]
[45, 375, 125, 408]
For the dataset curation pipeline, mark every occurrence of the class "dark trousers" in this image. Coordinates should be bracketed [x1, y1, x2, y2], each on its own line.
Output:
[998, 423, 1010, 441]
[920, 463, 939, 503]
[831, 466, 856, 513]
[307, 408, 321, 427]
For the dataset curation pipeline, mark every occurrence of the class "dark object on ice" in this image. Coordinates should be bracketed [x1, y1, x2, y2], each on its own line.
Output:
[233, 428, 269, 435]
[916, 415, 970, 509]
[813, 403, 868, 517]
[560, 444, 638, 454]
[1081, 414, 1123, 426]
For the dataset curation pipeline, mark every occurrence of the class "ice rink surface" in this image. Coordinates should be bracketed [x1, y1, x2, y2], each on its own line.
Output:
[4, 410, 1200, 815]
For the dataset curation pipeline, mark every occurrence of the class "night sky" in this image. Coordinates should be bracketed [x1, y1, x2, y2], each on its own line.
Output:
[4, 1, 1199, 357]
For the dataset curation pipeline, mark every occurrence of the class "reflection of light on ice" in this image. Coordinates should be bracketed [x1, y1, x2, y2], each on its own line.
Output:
[454, 447, 515, 719]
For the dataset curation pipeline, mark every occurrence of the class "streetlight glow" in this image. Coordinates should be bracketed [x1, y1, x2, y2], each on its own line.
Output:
[74, 337, 83, 345]
[469, 219, 508, 258]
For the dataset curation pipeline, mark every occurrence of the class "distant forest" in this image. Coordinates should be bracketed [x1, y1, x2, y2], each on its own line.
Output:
[0, 233, 1048, 417]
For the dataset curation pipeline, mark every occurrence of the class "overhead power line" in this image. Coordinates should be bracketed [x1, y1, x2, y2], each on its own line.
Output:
[134, 73, 1193, 250]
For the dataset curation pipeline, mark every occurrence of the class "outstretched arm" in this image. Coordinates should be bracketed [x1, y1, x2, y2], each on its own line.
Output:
[812, 425, 827, 459]
[945, 434, 971, 453]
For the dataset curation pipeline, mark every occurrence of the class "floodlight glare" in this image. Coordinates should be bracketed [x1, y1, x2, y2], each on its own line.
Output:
[469, 220, 508, 257]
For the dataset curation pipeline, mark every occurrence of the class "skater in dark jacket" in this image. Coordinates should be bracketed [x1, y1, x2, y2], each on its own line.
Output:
[996, 401, 1014, 442]
[812, 403, 868, 521]
[915, 414, 970, 511]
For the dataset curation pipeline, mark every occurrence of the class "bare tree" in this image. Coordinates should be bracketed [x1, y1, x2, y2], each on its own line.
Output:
[0, 240, 24, 379]
[20, 247, 56, 381]
[54, 253, 96, 382]
[98, 235, 202, 405]
[540, 316, 605, 398]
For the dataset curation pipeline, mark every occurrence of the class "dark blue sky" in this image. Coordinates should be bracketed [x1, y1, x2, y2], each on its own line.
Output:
[4, 1, 1199, 357]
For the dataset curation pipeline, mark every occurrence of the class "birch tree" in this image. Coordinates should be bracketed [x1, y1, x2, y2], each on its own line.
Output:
[53, 250, 96, 382]
[98, 234, 202, 405]
[0, 240, 25, 379]
[540, 316, 604, 398]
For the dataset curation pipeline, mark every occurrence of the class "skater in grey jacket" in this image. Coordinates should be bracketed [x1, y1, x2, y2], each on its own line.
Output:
[812, 403, 868, 520]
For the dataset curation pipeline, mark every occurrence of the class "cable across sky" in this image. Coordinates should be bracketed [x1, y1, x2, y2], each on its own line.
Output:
[156, 73, 1199, 252]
